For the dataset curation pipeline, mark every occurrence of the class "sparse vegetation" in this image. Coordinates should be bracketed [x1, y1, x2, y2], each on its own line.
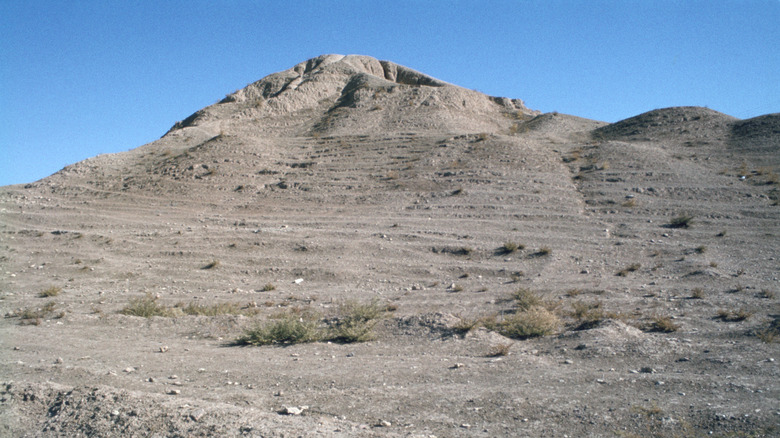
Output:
[120, 294, 174, 318]
[235, 300, 387, 346]
[237, 316, 322, 346]
[512, 288, 543, 310]
[327, 300, 386, 343]
[202, 260, 220, 270]
[616, 263, 641, 277]
[262, 283, 276, 291]
[690, 288, 705, 299]
[498, 241, 524, 255]
[645, 316, 679, 333]
[569, 300, 605, 330]
[177, 302, 247, 317]
[39, 286, 62, 298]
[667, 215, 693, 229]
[716, 308, 753, 322]
[487, 343, 512, 357]
[533, 247, 552, 257]
[755, 316, 780, 343]
[17, 301, 63, 325]
[495, 307, 559, 340]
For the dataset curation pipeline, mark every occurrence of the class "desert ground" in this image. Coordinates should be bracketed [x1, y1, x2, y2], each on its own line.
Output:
[1, 55, 778, 437]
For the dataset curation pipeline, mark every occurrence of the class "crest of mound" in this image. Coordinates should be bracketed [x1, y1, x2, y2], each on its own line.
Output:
[592, 106, 737, 142]
[166, 54, 537, 137]
[521, 112, 607, 136]
[732, 113, 780, 137]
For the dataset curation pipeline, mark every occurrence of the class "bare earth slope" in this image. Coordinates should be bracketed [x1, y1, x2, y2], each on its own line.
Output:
[1, 55, 778, 437]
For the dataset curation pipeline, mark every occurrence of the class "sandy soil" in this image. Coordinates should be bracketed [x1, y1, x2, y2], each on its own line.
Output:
[1, 55, 778, 437]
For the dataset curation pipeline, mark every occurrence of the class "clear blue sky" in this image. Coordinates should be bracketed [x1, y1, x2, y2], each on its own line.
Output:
[2, 1, 778, 186]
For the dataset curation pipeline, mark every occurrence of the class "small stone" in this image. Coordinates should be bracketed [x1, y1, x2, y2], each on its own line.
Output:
[451, 363, 465, 369]
[159, 346, 169, 353]
[596, 379, 606, 384]
[274, 391, 284, 397]
[54, 357, 64, 364]
[124, 367, 135, 373]
[563, 359, 573, 365]
[640, 367, 656, 374]
[148, 377, 156, 383]
[169, 375, 178, 379]
[111, 410, 120, 417]
[377, 420, 392, 427]
[460, 423, 471, 429]
[190, 409, 206, 421]
[167, 389, 180, 395]
[293, 278, 304, 284]
[656, 381, 665, 386]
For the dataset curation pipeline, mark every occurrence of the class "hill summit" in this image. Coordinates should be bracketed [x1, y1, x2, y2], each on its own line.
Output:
[166, 54, 537, 139]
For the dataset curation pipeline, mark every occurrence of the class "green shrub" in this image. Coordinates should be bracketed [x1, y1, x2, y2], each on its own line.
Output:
[237, 317, 322, 346]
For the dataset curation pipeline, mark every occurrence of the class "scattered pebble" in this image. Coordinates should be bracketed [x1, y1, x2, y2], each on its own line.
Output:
[451, 363, 465, 369]
[563, 359, 574, 365]
[123, 367, 135, 373]
[281, 406, 308, 415]
[167, 389, 180, 395]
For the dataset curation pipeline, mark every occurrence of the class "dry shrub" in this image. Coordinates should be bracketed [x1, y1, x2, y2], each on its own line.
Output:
[39, 286, 62, 297]
[487, 343, 512, 357]
[496, 307, 559, 340]
[667, 215, 693, 229]
[120, 295, 175, 317]
[202, 260, 220, 269]
[570, 300, 606, 330]
[616, 263, 641, 277]
[644, 316, 679, 333]
[512, 288, 543, 311]
[715, 308, 752, 322]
